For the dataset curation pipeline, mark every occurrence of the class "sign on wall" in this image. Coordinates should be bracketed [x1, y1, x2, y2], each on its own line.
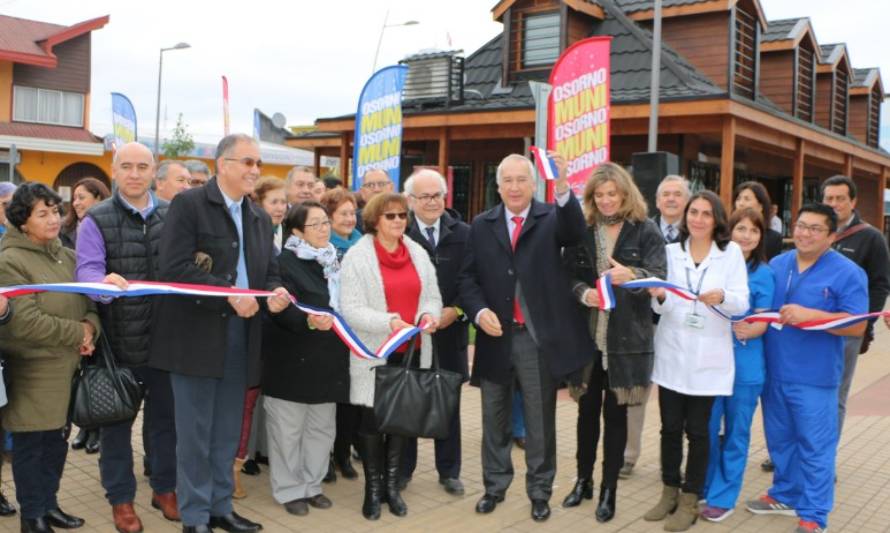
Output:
[352, 65, 408, 190]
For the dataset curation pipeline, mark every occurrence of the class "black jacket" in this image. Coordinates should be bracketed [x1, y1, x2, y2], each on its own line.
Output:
[262, 250, 349, 404]
[563, 219, 667, 355]
[149, 177, 281, 386]
[88, 192, 168, 366]
[765, 228, 784, 260]
[405, 210, 470, 379]
[458, 196, 594, 385]
[832, 212, 890, 315]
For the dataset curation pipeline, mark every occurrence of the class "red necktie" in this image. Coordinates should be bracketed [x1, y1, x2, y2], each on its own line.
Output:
[511, 216, 525, 324]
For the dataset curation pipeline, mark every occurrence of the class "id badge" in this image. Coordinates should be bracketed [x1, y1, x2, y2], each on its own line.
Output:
[685, 312, 705, 329]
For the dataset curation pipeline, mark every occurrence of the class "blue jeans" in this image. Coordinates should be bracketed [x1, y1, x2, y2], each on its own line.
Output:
[12, 429, 67, 519]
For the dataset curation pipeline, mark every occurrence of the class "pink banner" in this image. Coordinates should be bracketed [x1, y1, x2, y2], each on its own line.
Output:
[547, 36, 612, 197]
[222, 75, 230, 136]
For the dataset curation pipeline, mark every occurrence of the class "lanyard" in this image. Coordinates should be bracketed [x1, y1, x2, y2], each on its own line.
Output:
[685, 266, 708, 314]
[783, 251, 825, 305]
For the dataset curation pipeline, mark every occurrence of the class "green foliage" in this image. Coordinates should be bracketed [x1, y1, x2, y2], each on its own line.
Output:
[162, 113, 195, 158]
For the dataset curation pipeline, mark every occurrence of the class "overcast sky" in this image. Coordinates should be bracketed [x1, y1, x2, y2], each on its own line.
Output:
[3, 0, 888, 147]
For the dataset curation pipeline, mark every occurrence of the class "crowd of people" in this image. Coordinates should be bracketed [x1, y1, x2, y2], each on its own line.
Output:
[0, 133, 886, 533]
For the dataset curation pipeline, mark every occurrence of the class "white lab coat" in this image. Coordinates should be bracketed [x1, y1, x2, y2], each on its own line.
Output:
[651, 240, 750, 396]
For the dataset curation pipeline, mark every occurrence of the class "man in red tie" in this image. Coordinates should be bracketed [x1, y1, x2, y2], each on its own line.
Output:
[459, 153, 592, 522]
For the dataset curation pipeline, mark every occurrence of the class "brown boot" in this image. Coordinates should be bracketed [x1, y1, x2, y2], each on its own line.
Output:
[643, 484, 679, 521]
[151, 491, 180, 522]
[112, 503, 143, 533]
[233, 457, 247, 499]
[664, 492, 699, 531]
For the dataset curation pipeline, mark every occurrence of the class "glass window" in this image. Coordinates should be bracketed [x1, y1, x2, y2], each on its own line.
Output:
[12, 86, 37, 122]
[12, 86, 84, 127]
[522, 12, 560, 68]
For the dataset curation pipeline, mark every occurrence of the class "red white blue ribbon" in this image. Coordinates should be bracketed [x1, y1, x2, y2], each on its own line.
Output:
[595, 273, 616, 311]
[0, 281, 424, 360]
[529, 146, 559, 181]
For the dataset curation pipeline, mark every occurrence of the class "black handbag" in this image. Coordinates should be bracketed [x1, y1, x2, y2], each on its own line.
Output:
[373, 327, 463, 439]
[70, 334, 144, 429]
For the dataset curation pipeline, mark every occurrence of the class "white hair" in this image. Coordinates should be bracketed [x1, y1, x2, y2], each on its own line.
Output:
[404, 168, 448, 196]
[496, 154, 535, 185]
[656, 174, 691, 198]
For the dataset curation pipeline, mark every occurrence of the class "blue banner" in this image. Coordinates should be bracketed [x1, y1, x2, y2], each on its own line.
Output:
[352, 65, 408, 190]
[110, 92, 137, 147]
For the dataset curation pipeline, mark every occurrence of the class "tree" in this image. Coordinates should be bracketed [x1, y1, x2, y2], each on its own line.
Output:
[162, 113, 195, 158]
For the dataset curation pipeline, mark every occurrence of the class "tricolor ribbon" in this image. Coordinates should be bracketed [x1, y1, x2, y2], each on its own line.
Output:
[529, 146, 559, 181]
[595, 273, 616, 311]
[0, 281, 426, 360]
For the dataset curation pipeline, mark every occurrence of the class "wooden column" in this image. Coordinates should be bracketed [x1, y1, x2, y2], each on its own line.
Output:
[313, 149, 322, 177]
[844, 154, 854, 177]
[339, 132, 350, 187]
[791, 138, 806, 219]
[877, 168, 888, 228]
[437, 127, 450, 178]
[719, 117, 736, 209]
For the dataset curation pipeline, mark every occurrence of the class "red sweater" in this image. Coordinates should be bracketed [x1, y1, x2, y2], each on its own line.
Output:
[374, 238, 421, 353]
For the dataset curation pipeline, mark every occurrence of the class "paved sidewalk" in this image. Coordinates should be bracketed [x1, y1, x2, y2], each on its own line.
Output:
[1, 324, 888, 532]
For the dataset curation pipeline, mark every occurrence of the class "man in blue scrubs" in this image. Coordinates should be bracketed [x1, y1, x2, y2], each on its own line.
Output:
[746, 204, 867, 533]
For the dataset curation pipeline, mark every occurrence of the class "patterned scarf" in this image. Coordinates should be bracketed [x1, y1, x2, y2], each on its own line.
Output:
[283, 235, 341, 312]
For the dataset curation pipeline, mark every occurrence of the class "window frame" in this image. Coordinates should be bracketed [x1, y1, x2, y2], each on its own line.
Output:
[12, 85, 85, 128]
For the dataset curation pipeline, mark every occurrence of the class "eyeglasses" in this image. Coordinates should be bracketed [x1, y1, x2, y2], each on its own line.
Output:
[382, 212, 408, 221]
[225, 157, 263, 169]
[410, 192, 444, 203]
[188, 178, 207, 187]
[304, 220, 331, 230]
[363, 181, 390, 190]
[793, 222, 829, 235]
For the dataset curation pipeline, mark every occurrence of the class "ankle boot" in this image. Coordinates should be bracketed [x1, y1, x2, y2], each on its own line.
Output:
[233, 457, 247, 499]
[70, 427, 88, 450]
[384, 434, 407, 517]
[561, 477, 593, 507]
[358, 432, 384, 520]
[664, 491, 699, 531]
[20, 517, 53, 533]
[644, 484, 679, 521]
[595, 485, 616, 523]
[84, 430, 100, 454]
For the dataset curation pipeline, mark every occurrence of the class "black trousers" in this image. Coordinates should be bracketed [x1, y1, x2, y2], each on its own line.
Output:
[658, 386, 714, 495]
[11, 429, 68, 519]
[333, 403, 360, 462]
[574, 356, 627, 489]
[400, 390, 462, 480]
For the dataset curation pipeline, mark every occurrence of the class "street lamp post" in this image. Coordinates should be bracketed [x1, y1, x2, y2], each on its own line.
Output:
[154, 42, 191, 157]
[372, 10, 418, 73]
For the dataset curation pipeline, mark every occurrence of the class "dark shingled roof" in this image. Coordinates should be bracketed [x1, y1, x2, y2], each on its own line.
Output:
[819, 43, 844, 64]
[762, 18, 805, 42]
[852, 68, 880, 88]
[611, 0, 710, 14]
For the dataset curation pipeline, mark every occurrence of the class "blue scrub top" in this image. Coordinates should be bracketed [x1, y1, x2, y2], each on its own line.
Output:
[765, 249, 868, 388]
[733, 262, 775, 386]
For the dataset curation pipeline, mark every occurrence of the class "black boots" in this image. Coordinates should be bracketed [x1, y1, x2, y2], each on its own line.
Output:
[595, 485, 616, 523]
[358, 433, 384, 520]
[384, 435, 407, 517]
[562, 477, 593, 507]
[20, 517, 53, 533]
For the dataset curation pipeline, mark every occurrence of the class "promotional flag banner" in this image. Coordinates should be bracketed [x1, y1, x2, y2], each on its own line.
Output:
[352, 65, 409, 190]
[547, 36, 612, 197]
[110, 92, 137, 147]
[222, 76, 230, 136]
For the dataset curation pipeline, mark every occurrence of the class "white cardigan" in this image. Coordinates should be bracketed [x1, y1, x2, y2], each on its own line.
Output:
[339, 234, 443, 407]
[651, 240, 749, 396]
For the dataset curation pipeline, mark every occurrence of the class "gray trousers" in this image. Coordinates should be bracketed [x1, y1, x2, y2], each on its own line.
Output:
[624, 387, 650, 465]
[479, 328, 556, 501]
[837, 335, 864, 438]
[264, 397, 336, 504]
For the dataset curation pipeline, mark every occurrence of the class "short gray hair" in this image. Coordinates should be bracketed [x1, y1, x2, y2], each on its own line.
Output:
[496, 154, 535, 185]
[215, 133, 257, 160]
[404, 168, 448, 196]
[156, 160, 185, 181]
[286, 165, 315, 185]
[656, 174, 691, 198]
[183, 159, 210, 175]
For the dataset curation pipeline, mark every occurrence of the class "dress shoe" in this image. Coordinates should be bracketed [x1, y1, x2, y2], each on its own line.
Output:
[439, 477, 465, 496]
[595, 486, 616, 523]
[182, 526, 212, 533]
[306, 494, 332, 509]
[151, 492, 181, 522]
[562, 478, 593, 507]
[335, 457, 358, 479]
[240, 459, 260, 476]
[111, 503, 142, 533]
[84, 431, 100, 455]
[0, 492, 16, 516]
[475, 494, 504, 514]
[283, 499, 308, 516]
[20, 517, 53, 533]
[70, 427, 88, 450]
[45, 508, 85, 529]
[530, 499, 550, 522]
[208, 512, 262, 533]
[513, 436, 526, 449]
[322, 459, 336, 483]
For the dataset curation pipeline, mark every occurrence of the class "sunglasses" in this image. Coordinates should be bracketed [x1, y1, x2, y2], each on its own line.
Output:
[224, 157, 264, 169]
[382, 212, 408, 221]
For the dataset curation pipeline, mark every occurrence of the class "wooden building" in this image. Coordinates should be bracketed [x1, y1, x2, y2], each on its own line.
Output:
[289, 0, 890, 229]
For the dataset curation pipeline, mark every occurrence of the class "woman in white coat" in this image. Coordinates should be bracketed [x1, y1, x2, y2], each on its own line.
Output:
[643, 190, 749, 532]
[339, 192, 442, 521]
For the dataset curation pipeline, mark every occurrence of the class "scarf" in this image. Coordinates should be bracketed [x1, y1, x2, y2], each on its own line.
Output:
[283, 235, 341, 312]
[330, 229, 362, 261]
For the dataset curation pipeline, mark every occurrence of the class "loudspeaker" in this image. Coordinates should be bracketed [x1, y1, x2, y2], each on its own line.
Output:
[631, 152, 680, 217]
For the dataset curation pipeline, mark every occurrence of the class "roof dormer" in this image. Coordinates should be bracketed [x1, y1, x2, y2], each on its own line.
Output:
[815, 43, 852, 136]
[760, 18, 819, 122]
[849, 68, 884, 148]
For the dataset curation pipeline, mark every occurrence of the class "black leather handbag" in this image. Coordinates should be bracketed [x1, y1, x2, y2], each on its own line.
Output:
[70, 334, 144, 429]
[373, 329, 463, 439]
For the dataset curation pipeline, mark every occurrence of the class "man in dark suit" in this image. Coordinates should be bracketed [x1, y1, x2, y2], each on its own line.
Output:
[151, 134, 291, 533]
[402, 169, 471, 496]
[459, 153, 592, 522]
